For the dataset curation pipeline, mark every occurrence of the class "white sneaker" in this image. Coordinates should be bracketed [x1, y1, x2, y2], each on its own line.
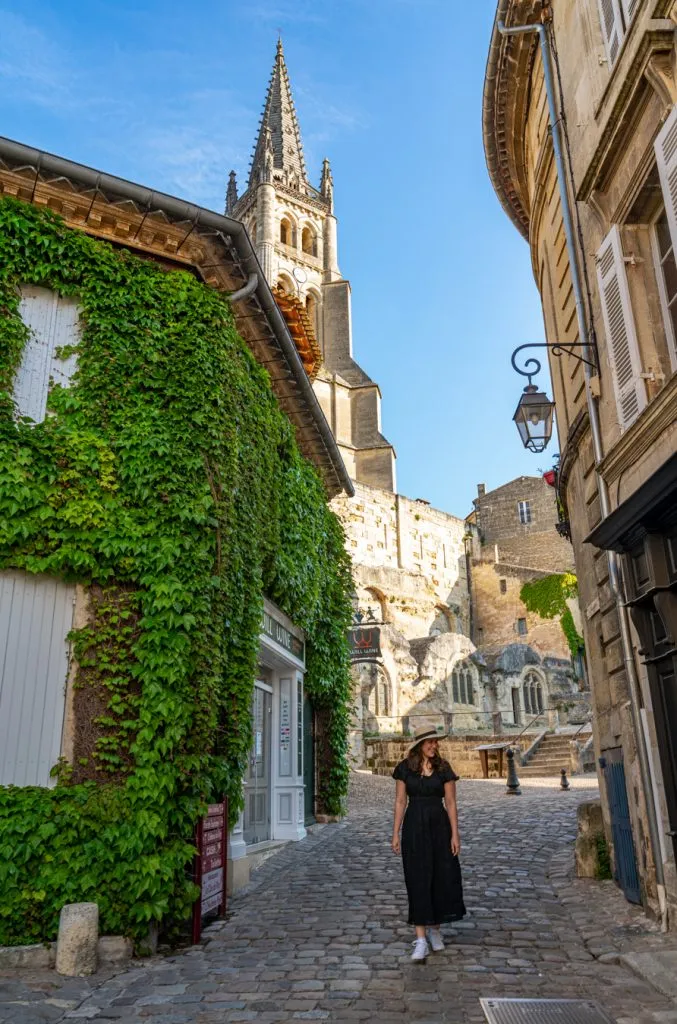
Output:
[411, 937, 429, 962]
[427, 928, 444, 952]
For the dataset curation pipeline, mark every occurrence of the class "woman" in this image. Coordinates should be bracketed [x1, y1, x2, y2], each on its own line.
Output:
[392, 725, 465, 962]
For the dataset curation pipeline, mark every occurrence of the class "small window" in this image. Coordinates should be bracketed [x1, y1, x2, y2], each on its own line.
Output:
[499, 578, 507, 594]
[517, 618, 528, 636]
[518, 500, 532, 525]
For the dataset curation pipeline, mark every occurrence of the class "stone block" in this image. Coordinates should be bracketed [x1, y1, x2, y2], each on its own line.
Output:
[0, 942, 55, 968]
[97, 935, 133, 963]
[574, 799, 604, 878]
[56, 902, 99, 977]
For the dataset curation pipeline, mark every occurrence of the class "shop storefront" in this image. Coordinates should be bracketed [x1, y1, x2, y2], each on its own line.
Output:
[227, 599, 309, 892]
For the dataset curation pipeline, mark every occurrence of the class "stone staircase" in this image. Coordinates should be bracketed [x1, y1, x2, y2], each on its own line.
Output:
[519, 732, 572, 777]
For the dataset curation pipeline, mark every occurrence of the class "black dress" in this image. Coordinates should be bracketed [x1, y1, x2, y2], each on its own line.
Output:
[392, 759, 466, 925]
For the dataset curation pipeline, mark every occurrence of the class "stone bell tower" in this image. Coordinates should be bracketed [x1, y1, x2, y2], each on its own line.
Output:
[227, 39, 396, 491]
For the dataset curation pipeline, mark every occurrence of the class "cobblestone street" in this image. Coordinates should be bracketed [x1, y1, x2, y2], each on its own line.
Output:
[3, 773, 677, 1024]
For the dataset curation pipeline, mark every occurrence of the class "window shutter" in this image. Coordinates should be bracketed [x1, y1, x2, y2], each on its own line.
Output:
[596, 226, 646, 430]
[655, 106, 677, 270]
[597, 0, 624, 66]
[620, 0, 640, 23]
[14, 286, 79, 423]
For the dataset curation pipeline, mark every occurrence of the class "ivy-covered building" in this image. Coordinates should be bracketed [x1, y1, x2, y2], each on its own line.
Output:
[0, 136, 354, 944]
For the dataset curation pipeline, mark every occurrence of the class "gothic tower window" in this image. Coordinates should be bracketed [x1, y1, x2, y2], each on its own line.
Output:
[301, 225, 317, 257]
[280, 217, 295, 247]
[306, 292, 319, 334]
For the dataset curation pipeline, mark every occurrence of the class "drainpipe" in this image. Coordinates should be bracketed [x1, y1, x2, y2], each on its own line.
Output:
[228, 272, 258, 304]
[498, 16, 668, 928]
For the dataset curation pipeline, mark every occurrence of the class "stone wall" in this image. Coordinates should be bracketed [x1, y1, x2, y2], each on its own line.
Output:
[474, 477, 573, 572]
[364, 734, 534, 779]
[332, 483, 469, 637]
[471, 561, 571, 659]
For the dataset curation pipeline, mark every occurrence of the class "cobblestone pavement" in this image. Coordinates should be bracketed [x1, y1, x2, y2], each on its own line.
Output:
[3, 773, 677, 1024]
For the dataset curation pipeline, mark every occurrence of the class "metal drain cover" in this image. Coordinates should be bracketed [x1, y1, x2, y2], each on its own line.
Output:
[481, 999, 616, 1024]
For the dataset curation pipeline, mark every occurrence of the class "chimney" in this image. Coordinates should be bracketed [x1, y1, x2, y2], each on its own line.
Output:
[477, 484, 486, 497]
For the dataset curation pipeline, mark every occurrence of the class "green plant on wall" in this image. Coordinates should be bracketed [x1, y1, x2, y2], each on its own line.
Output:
[519, 572, 583, 657]
[0, 197, 353, 947]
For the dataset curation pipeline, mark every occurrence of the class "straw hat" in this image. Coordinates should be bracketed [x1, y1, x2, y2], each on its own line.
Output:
[407, 717, 444, 755]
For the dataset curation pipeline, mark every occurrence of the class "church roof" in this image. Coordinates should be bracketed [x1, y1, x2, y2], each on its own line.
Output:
[249, 39, 308, 189]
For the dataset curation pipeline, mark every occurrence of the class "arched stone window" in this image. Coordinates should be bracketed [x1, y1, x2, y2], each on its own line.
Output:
[305, 292, 320, 338]
[451, 663, 476, 706]
[301, 225, 317, 256]
[522, 670, 545, 718]
[280, 216, 295, 247]
[249, 218, 257, 245]
[356, 662, 392, 725]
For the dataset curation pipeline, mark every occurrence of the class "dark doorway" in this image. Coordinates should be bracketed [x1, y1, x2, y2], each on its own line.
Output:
[600, 748, 641, 904]
[303, 695, 315, 825]
[511, 688, 522, 726]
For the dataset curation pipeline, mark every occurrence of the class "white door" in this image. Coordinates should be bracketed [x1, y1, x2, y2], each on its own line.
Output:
[243, 683, 272, 844]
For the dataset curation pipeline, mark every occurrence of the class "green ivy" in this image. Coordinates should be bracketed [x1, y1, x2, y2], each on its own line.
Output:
[0, 197, 353, 946]
[519, 572, 584, 656]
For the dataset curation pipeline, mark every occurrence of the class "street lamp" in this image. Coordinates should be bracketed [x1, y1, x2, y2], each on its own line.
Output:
[509, 341, 598, 454]
[512, 384, 555, 453]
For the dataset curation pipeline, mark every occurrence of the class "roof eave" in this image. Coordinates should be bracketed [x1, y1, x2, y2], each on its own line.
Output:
[482, 0, 537, 242]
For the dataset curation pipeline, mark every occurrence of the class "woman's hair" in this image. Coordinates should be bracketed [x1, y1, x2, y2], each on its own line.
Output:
[407, 742, 451, 775]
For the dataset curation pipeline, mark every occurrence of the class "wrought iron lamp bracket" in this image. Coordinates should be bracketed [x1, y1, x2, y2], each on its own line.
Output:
[511, 342, 598, 385]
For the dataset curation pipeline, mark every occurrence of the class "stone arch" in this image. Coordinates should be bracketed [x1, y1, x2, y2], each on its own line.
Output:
[276, 273, 295, 295]
[279, 213, 297, 247]
[522, 668, 546, 717]
[354, 661, 394, 732]
[355, 583, 388, 624]
[305, 289, 321, 340]
[301, 223, 318, 257]
[249, 218, 258, 245]
[450, 659, 477, 707]
[429, 603, 455, 637]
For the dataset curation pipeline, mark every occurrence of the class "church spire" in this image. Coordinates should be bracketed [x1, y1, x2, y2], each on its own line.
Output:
[320, 158, 334, 212]
[225, 170, 238, 215]
[249, 37, 308, 190]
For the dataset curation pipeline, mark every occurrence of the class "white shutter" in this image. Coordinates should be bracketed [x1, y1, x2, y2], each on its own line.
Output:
[655, 106, 677, 267]
[598, 0, 624, 66]
[620, 0, 640, 24]
[596, 226, 646, 430]
[14, 286, 80, 424]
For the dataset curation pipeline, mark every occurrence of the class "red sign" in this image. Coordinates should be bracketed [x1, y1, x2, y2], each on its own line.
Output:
[192, 798, 228, 943]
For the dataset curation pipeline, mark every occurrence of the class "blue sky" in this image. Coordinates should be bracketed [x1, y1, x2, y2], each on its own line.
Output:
[0, 0, 551, 517]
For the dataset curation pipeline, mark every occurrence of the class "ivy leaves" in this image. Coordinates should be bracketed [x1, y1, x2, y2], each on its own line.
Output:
[0, 197, 353, 947]
[520, 572, 583, 656]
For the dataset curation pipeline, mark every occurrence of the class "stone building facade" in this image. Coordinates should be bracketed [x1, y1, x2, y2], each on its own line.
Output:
[468, 477, 583, 729]
[483, 0, 677, 924]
